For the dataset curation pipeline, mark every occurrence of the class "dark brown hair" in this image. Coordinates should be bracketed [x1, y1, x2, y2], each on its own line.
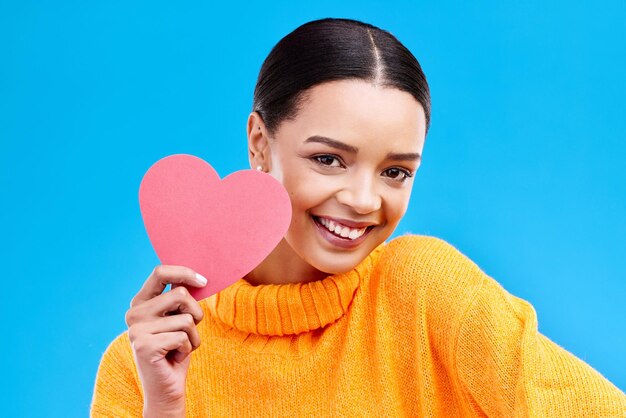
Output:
[252, 18, 431, 136]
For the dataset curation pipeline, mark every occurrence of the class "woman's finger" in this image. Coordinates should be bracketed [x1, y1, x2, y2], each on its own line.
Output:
[129, 313, 201, 350]
[132, 331, 193, 363]
[126, 285, 204, 327]
[131, 265, 207, 307]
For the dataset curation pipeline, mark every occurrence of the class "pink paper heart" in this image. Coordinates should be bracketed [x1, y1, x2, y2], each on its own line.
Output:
[139, 154, 292, 300]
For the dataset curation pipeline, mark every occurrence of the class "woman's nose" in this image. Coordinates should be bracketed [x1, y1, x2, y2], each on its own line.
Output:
[335, 176, 382, 215]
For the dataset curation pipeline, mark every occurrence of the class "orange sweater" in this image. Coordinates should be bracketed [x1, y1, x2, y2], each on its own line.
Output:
[92, 235, 626, 416]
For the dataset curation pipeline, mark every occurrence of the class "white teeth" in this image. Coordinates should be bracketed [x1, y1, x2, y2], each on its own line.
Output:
[315, 216, 369, 240]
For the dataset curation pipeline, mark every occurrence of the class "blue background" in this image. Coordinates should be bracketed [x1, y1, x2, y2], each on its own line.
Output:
[1, 1, 625, 416]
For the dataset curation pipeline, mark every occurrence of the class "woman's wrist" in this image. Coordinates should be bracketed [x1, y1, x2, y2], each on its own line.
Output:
[143, 399, 186, 418]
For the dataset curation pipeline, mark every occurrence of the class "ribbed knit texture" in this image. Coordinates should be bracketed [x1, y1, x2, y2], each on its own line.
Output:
[92, 235, 626, 417]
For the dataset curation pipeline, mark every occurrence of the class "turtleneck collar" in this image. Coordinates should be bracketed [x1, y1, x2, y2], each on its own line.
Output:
[205, 243, 386, 336]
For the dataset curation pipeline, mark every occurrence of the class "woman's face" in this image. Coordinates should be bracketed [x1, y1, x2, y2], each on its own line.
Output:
[249, 79, 427, 277]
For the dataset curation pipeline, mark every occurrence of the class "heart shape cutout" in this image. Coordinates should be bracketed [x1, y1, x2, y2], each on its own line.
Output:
[139, 154, 292, 300]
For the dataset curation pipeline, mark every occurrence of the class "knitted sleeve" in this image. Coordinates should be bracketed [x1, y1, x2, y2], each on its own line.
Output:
[454, 275, 626, 417]
[91, 332, 144, 417]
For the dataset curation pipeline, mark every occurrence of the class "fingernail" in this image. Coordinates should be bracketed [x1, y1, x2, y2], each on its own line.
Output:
[195, 273, 207, 286]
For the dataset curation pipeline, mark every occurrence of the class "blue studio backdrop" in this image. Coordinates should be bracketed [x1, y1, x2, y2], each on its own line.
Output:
[1, 1, 625, 416]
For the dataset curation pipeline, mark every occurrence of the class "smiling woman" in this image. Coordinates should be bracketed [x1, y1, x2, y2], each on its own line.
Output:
[245, 80, 426, 283]
[92, 18, 626, 417]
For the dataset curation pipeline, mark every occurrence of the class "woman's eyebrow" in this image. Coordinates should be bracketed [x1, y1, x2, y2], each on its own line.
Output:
[304, 136, 358, 153]
[385, 152, 421, 162]
[304, 135, 421, 162]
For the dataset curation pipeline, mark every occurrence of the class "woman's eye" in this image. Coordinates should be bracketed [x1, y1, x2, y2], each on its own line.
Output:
[313, 155, 343, 168]
[383, 167, 413, 182]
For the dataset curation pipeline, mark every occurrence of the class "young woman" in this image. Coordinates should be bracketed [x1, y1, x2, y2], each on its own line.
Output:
[92, 18, 626, 417]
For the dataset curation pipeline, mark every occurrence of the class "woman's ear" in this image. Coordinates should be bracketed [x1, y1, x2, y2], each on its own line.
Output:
[247, 111, 272, 172]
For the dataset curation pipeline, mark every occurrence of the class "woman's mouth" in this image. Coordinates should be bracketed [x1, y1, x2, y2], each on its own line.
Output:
[311, 215, 376, 248]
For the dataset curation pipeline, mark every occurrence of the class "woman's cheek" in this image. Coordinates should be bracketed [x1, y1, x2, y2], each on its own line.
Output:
[386, 190, 411, 225]
[290, 176, 334, 209]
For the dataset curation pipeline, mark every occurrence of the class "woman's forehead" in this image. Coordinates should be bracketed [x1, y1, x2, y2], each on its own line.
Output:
[277, 80, 426, 150]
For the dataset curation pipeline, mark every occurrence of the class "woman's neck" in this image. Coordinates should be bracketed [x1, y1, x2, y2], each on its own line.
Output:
[244, 238, 329, 285]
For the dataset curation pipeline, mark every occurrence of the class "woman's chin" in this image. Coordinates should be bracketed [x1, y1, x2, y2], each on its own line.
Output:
[303, 251, 371, 277]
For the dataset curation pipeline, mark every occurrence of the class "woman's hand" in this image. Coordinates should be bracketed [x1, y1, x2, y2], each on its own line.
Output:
[125, 265, 207, 418]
